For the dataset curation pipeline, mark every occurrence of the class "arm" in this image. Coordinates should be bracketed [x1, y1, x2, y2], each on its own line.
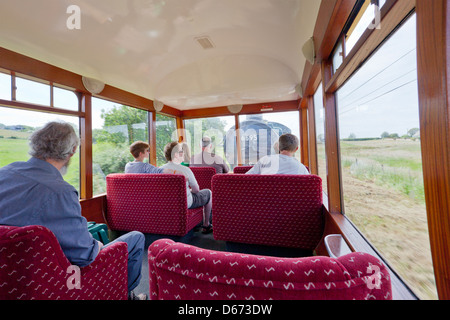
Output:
[44, 190, 100, 267]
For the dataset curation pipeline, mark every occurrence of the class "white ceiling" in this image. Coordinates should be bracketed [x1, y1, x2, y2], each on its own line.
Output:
[0, 0, 320, 110]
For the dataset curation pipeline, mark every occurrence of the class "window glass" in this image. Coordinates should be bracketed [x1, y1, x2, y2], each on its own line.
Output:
[155, 113, 177, 166]
[15, 77, 50, 106]
[332, 40, 344, 73]
[92, 98, 148, 195]
[337, 14, 436, 299]
[183, 116, 235, 168]
[0, 72, 11, 100]
[237, 111, 300, 166]
[314, 83, 327, 194]
[345, 0, 387, 54]
[53, 86, 79, 111]
[0, 106, 80, 193]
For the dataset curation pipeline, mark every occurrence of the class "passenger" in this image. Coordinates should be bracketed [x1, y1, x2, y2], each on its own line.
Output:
[180, 142, 191, 167]
[190, 136, 229, 174]
[161, 142, 213, 234]
[246, 133, 309, 175]
[0, 121, 147, 300]
[125, 141, 165, 173]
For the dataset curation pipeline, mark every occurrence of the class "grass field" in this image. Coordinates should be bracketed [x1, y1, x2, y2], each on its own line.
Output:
[0, 132, 80, 190]
[339, 138, 436, 300]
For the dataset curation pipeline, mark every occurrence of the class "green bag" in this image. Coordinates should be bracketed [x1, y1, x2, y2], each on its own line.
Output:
[87, 222, 110, 244]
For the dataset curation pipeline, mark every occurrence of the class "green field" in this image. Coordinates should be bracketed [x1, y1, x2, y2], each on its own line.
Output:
[0, 132, 80, 190]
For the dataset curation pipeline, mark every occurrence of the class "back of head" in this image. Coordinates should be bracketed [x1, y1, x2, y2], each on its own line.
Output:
[278, 133, 299, 152]
[164, 141, 181, 161]
[201, 136, 212, 148]
[29, 121, 79, 161]
[129, 141, 149, 158]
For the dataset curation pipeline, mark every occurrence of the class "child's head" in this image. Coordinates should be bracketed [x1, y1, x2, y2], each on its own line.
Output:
[164, 141, 182, 162]
[278, 133, 299, 152]
[129, 141, 149, 159]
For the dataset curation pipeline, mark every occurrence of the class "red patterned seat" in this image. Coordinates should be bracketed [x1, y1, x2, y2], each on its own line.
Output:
[233, 165, 253, 174]
[148, 239, 392, 300]
[106, 174, 203, 236]
[0, 225, 128, 300]
[189, 166, 216, 190]
[212, 174, 323, 250]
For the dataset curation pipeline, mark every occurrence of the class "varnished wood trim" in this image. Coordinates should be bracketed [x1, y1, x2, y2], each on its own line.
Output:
[149, 111, 157, 166]
[416, 0, 450, 300]
[181, 100, 299, 119]
[325, 0, 415, 93]
[321, 59, 343, 214]
[307, 97, 318, 174]
[80, 93, 93, 199]
[80, 194, 107, 224]
[300, 108, 309, 167]
[0, 98, 83, 117]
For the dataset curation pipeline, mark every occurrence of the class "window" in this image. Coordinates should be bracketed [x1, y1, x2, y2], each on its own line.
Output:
[92, 98, 148, 195]
[336, 14, 436, 299]
[183, 116, 235, 168]
[155, 113, 177, 166]
[345, 0, 387, 54]
[15, 77, 50, 106]
[237, 111, 300, 166]
[0, 106, 80, 193]
[53, 86, 79, 111]
[314, 83, 327, 194]
[0, 72, 11, 100]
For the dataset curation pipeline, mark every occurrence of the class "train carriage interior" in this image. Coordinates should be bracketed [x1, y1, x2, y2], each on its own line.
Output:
[0, 0, 449, 301]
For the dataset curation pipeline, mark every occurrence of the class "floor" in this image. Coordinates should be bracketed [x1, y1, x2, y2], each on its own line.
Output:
[132, 229, 226, 298]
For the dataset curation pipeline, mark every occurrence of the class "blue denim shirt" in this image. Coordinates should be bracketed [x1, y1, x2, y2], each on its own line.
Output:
[0, 157, 99, 267]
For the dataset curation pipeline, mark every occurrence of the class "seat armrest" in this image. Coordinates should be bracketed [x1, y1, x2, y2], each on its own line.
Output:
[324, 234, 352, 258]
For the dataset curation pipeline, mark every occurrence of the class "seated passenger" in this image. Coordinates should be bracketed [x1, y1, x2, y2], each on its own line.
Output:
[190, 136, 230, 174]
[161, 142, 213, 234]
[125, 141, 165, 173]
[246, 133, 309, 175]
[0, 121, 147, 300]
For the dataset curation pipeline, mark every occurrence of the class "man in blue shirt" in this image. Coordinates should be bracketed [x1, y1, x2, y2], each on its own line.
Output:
[0, 121, 146, 300]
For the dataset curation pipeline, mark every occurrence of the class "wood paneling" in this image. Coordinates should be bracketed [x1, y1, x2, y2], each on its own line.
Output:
[321, 59, 343, 214]
[80, 195, 107, 224]
[80, 93, 93, 199]
[416, 0, 450, 300]
[325, 0, 415, 93]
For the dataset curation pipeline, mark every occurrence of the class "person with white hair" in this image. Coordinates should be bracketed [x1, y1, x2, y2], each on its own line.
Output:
[190, 136, 230, 174]
[0, 121, 147, 300]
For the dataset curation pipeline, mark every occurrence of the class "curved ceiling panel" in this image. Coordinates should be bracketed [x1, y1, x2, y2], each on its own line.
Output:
[155, 54, 299, 109]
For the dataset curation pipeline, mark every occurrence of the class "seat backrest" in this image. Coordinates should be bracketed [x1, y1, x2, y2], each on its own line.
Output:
[0, 224, 128, 300]
[148, 239, 392, 300]
[106, 173, 189, 234]
[189, 166, 216, 190]
[233, 165, 253, 174]
[212, 174, 323, 249]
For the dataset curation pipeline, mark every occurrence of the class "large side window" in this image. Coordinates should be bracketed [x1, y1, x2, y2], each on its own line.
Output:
[92, 98, 148, 195]
[0, 106, 80, 193]
[336, 14, 436, 299]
